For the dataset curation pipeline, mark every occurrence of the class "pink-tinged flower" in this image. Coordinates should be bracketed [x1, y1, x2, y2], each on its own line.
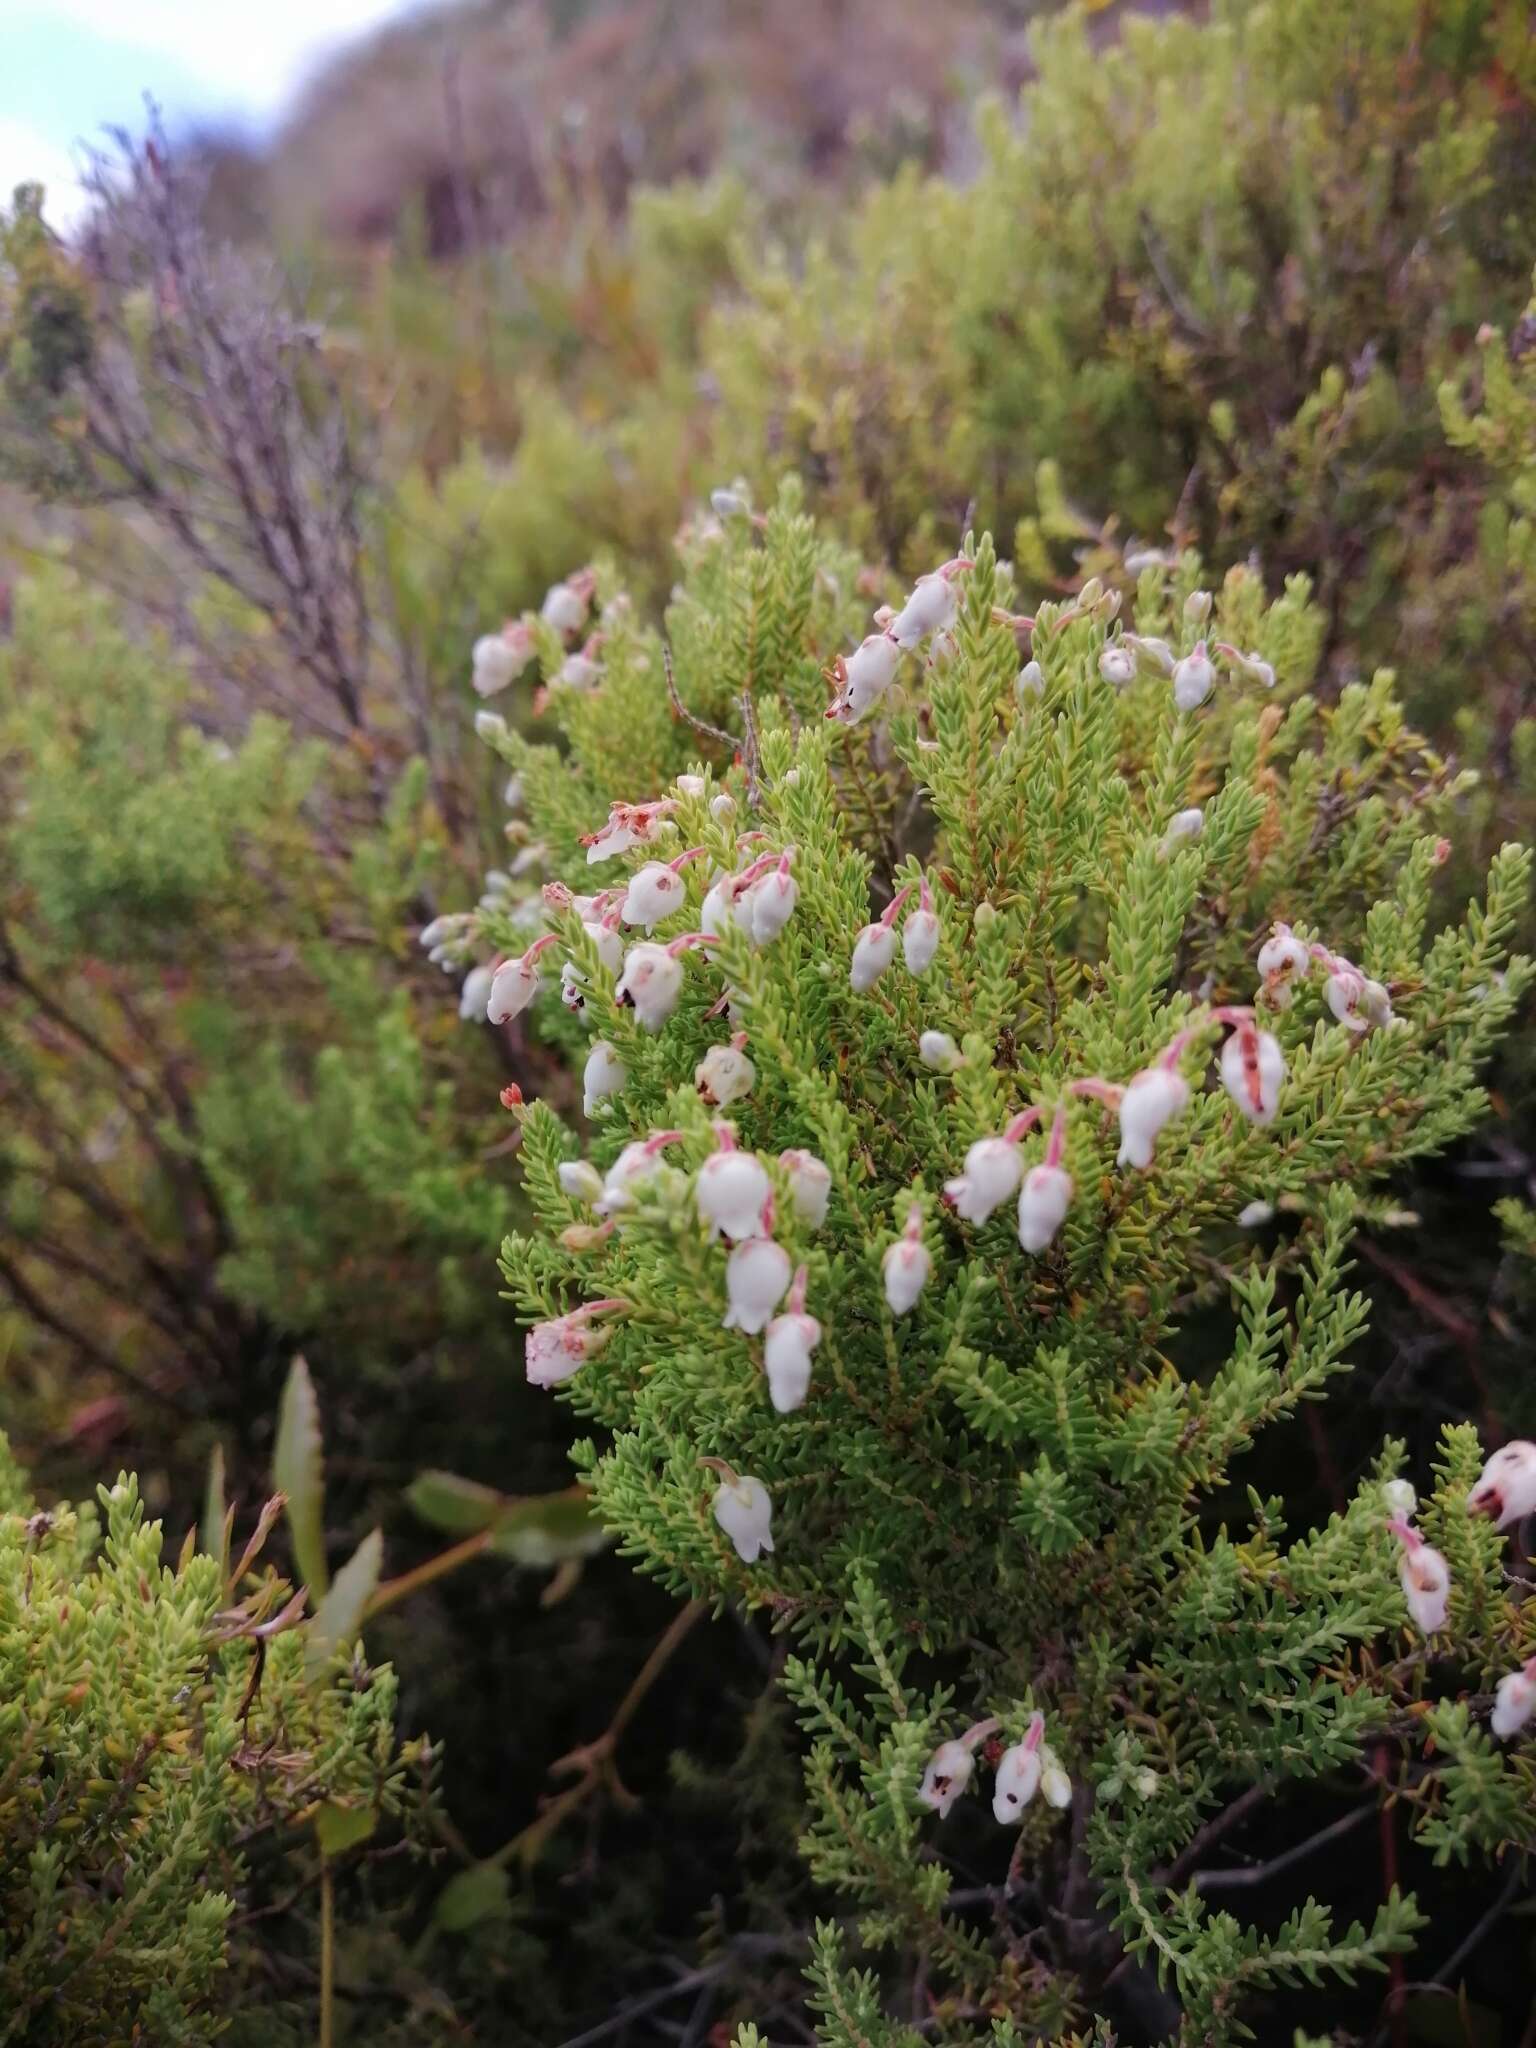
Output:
[945, 1136, 1023, 1225]
[1468, 1440, 1536, 1529]
[1117, 1065, 1190, 1169]
[993, 1713, 1046, 1823]
[825, 632, 902, 723]
[697, 1126, 771, 1243]
[918, 1740, 974, 1818]
[889, 560, 965, 650]
[472, 623, 535, 697]
[581, 798, 676, 867]
[1172, 640, 1215, 711]
[763, 1269, 820, 1413]
[883, 1204, 931, 1315]
[723, 1238, 793, 1334]
[1257, 923, 1310, 1008]
[697, 1037, 756, 1108]
[902, 889, 940, 977]
[557, 1161, 605, 1205]
[595, 1130, 682, 1216]
[1321, 953, 1393, 1032]
[525, 1299, 624, 1388]
[1491, 1657, 1536, 1740]
[583, 1040, 627, 1117]
[1018, 1109, 1072, 1253]
[554, 640, 602, 690]
[1122, 633, 1174, 677]
[1219, 1019, 1285, 1125]
[622, 858, 691, 931]
[1098, 644, 1136, 686]
[1389, 1517, 1450, 1634]
[780, 1149, 832, 1229]
[1215, 643, 1276, 689]
[540, 568, 596, 636]
[851, 921, 897, 992]
[487, 934, 561, 1025]
[711, 1470, 774, 1562]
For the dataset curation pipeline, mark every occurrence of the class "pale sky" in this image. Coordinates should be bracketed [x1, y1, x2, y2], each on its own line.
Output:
[0, 0, 416, 226]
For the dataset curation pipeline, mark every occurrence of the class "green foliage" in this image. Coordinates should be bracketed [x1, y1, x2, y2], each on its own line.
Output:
[0, 1443, 433, 2045]
[476, 500, 1535, 2042]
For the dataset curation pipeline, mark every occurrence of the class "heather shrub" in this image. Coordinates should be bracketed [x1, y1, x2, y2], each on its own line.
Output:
[450, 500, 1536, 2041]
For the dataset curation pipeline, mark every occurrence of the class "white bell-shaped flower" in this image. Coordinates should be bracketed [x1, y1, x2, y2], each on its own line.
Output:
[697, 1041, 756, 1108]
[487, 944, 549, 1025]
[945, 1137, 1022, 1224]
[697, 1135, 771, 1243]
[583, 1040, 627, 1117]
[1468, 1440, 1536, 1528]
[1123, 633, 1175, 677]
[1116, 1066, 1190, 1169]
[1257, 923, 1311, 1007]
[903, 907, 940, 977]
[554, 648, 601, 690]
[764, 1283, 821, 1414]
[1098, 644, 1136, 686]
[883, 1206, 931, 1315]
[525, 1302, 620, 1388]
[917, 1741, 974, 1819]
[851, 921, 898, 992]
[890, 567, 960, 650]
[1491, 1658, 1536, 1740]
[615, 942, 685, 1030]
[458, 964, 494, 1021]
[751, 858, 798, 943]
[541, 573, 593, 636]
[1172, 640, 1215, 711]
[780, 1149, 832, 1229]
[919, 1030, 964, 1073]
[723, 1237, 793, 1334]
[1219, 1022, 1285, 1125]
[826, 632, 902, 723]
[1039, 1744, 1072, 1810]
[557, 1161, 605, 1205]
[993, 1714, 1045, 1823]
[595, 1133, 679, 1216]
[622, 861, 687, 931]
[472, 626, 534, 697]
[1390, 1518, 1450, 1634]
[1018, 1162, 1072, 1254]
[711, 1472, 774, 1562]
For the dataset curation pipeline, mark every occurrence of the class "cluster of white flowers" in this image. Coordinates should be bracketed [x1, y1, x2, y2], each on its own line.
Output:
[917, 1712, 1071, 1825]
[468, 566, 596, 699]
[1256, 922, 1395, 1029]
[824, 557, 969, 723]
[1089, 614, 1274, 712]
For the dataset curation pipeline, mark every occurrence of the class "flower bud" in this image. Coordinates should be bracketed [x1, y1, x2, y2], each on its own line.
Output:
[1389, 1517, 1450, 1635]
[1468, 1440, 1536, 1529]
[1117, 1066, 1190, 1169]
[696, 1041, 756, 1108]
[1018, 1162, 1072, 1253]
[851, 921, 898, 992]
[1016, 659, 1045, 700]
[1122, 633, 1175, 678]
[1172, 640, 1215, 711]
[712, 1472, 774, 1562]
[615, 941, 685, 1030]
[1039, 1744, 1072, 1810]
[944, 1137, 1022, 1224]
[1183, 590, 1212, 624]
[902, 907, 940, 977]
[723, 1237, 793, 1334]
[751, 860, 798, 943]
[764, 1304, 821, 1413]
[557, 1161, 605, 1205]
[583, 1040, 627, 1117]
[1163, 807, 1204, 847]
[1491, 1658, 1536, 1740]
[1219, 1022, 1285, 1125]
[919, 1030, 964, 1072]
[622, 861, 688, 931]
[1098, 644, 1136, 686]
[472, 625, 534, 697]
[1381, 1478, 1418, 1520]
[993, 1714, 1045, 1823]
[697, 1138, 771, 1243]
[1237, 1199, 1275, 1228]
[883, 1206, 931, 1315]
[595, 1135, 678, 1215]
[710, 486, 750, 519]
[780, 1149, 832, 1228]
[918, 1740, 973, 1818]
[474, 710, 509, 744]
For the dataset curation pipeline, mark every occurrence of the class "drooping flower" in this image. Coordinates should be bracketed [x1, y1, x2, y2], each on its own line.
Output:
[1389, 1517, 1450, 1634]
[697, 1126, 771, 1242]
[583, 1040, 627, 1117]
[1215, 642, 1277, 689]
[1018, 1106, 1072, 1253]
[1491, 1657, 1536, 1740]
[883, 1204, 931, 1315]
[917, 1741, 975, 1819]
[1117, 1063, 1190, 1169]
[993, 1713, 1045, 1823]
[1219, 1018, 1285, 1125]
[622, 854, 699, 932]
[696, 1037, 756, 1108]
[1468, 1440, 1536, 1529]
[472, 623, 535, 697]
[902, 885, 940, 977]
[889, 560, 965, 650]
[1098, 644, 1136, 686]
[540, 568, 596, 637]
[763, 1268, 820, 1414]
[710, 1469, 774, 1562]
[1122, 632, 1174, 678]
[945, 1136, 1024, 1225]
[851, 920, 898, 992]
[556, 1161, 605, 1205]
[1257, 923, 1311, 1008]
[553, 640, 602, 691]
[825, 632, 902, 724]
[458, 964, 494, 1021]
[723, 1237, 793, 1334]
[919, 1030, 965, 1072]
[749, 854, 798, 943]
[595, 1130, 682, 1216]
[1321, 954, 1394, 1032]
[1172, 639, 1215, 711]
[780, 1149, 832, 1229]
[487, 934, 561, 1025]
[525, 1299, 624, 1389]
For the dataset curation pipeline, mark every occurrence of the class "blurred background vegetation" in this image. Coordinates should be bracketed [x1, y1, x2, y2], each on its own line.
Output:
[5, 0, 1536, 2039]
